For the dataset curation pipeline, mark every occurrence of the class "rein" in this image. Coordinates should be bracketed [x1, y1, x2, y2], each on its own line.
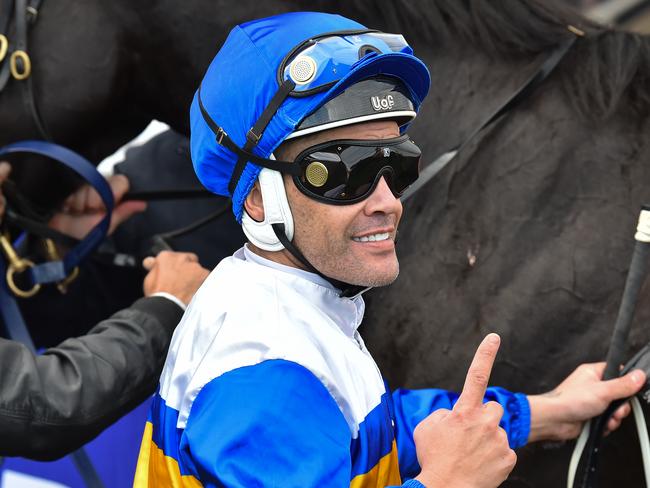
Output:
[0, 0, 50, 140]
[569, 208, 650, 488]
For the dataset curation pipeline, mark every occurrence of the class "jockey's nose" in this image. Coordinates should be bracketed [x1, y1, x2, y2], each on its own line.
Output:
[363, 176, 402, 218]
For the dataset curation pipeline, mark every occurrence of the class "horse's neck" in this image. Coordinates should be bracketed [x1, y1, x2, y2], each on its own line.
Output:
[409, 44, 540, 161]
[114, 0, 313, 135]
[115, 0, 432, 134]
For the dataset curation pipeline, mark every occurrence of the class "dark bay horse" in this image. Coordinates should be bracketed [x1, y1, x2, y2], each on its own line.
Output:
[3, 0, 650, 486]
[353, 2, 650, 486]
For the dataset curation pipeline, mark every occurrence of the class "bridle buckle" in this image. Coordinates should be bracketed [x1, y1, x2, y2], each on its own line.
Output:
[0, 233, 40, 298]
[10, 50, 31, 81]
[216, 127, 227, 145]
[43, 239, 80, 294]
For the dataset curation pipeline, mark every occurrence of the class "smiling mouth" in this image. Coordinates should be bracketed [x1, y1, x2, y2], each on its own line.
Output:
[352, 232, 391, 243]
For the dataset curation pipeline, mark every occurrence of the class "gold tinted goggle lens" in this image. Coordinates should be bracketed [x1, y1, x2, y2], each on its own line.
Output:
[305, 162, 329, 187]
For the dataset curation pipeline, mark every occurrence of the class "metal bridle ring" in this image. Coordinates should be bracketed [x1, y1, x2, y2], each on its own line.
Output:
[10, 50, 31, 80]
[6, 260, 40, 298]
[0, 35, 7, 63]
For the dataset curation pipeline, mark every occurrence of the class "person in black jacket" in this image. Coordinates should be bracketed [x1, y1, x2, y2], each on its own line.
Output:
[0, 161, 210, 460]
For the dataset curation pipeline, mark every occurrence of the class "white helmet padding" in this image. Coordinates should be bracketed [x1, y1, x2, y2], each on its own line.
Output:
[242, 166, 367, 298]
[241, 167, 294, 251]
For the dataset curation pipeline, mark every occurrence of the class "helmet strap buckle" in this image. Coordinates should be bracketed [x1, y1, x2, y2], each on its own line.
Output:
[216, 127, 227, 145]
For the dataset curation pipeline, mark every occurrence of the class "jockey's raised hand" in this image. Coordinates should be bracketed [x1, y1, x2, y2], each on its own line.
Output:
[413, 334, 517, 488]
[0, 161, 10, 223]
[49, 174, 146, 240]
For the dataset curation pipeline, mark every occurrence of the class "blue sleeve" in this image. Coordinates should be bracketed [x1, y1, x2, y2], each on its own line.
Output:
[391, 387, 530, 479]
[180, 359, 352, 487]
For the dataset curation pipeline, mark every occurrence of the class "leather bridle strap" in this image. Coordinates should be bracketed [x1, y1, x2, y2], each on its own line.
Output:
[149, 201, 232, 254]
[4, 208, 79, 248]
[401, 34, 578, 203]
[0, 0, 51, 140]
[0, 0, 15, 88]
[124, 188, 213, 201]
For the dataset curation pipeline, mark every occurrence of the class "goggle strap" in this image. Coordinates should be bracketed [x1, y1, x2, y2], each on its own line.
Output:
[197, 85, 301, 185]
[228, 79, 296, 194]
[271, 222, 368, 299]
[248, 79, 296, 146]
[219, 135, 300, 176]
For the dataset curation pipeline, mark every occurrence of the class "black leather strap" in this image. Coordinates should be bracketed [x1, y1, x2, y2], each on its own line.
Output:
[197, 88, 301, 180]
[0, 0, 51, 140]
[402, 35, 577, 202]
[271, 223, 315, 273]
[0, 0, 16, 92]
[124, 188, 213, 201]
[150, 201, 231, 253]
[225, 79, 296, 194]
[13, 0, 26, 53]
[5, 208, 78, 248]
[0, 0, 12, 32]
[16, 0, 50, 139]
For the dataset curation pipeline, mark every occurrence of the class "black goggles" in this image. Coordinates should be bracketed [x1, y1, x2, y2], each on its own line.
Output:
[291, 135, 421, 205]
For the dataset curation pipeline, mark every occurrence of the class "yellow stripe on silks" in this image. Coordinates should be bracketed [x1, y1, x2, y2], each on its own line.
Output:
[349, 440, 402, 488]
[133, 422, 203, 488]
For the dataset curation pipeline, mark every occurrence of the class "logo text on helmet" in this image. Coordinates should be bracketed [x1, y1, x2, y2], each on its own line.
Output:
[371, 95, 395, 111]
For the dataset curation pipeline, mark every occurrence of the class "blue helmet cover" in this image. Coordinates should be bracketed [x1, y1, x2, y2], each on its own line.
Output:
[190, 11, 431, 222]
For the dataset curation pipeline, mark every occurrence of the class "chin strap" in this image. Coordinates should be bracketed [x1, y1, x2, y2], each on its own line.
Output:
[271, 223, 367, 298]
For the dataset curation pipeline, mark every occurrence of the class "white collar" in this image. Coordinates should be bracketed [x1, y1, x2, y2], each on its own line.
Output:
[232, 244, 365, 336]
[242, 243, 338, 291]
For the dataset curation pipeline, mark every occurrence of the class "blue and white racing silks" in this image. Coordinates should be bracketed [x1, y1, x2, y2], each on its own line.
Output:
[134, 246, 531, 487]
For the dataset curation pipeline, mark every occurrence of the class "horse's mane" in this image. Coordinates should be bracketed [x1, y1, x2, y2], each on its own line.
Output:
[313, 0, 650, 119]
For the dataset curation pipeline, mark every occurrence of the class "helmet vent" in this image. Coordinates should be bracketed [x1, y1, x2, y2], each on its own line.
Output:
[290, 56, 317, 84]
[305, 161, 329, 187]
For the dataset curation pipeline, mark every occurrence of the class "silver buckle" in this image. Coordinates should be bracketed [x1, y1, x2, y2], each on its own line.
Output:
[216, 127, 227, 145]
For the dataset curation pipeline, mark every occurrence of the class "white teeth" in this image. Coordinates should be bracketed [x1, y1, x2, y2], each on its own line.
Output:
[353, 232, 390, 242]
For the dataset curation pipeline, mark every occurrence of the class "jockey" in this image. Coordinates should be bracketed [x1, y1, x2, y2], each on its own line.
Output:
[134, 12, 644, 488]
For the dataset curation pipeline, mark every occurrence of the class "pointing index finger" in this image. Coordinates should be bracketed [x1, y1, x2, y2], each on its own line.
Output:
[455, 333, 500, 412]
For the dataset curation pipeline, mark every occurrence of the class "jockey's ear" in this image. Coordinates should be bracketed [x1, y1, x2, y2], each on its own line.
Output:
[243, 180, 265, 222]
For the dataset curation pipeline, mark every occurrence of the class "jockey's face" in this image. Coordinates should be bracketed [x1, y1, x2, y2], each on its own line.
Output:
[278, 120, 404, 287]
